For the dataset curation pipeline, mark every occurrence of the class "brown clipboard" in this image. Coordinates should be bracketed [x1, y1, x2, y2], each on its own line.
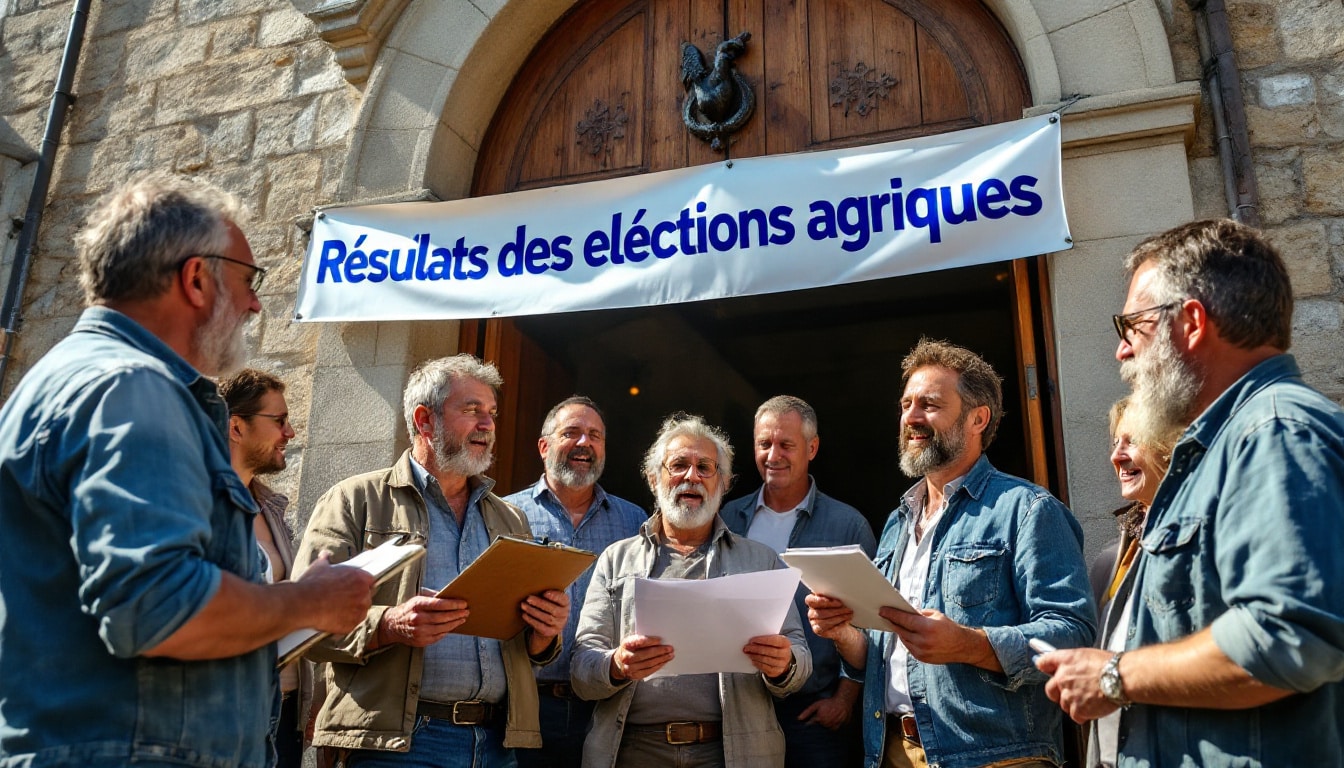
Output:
[434, 535, 597, 639]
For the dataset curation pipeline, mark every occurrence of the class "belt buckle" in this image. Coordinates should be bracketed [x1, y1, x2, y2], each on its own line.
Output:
[899, 714, 920, 745]
[451, 700, 486, 726]
[665, 721, 699, 745]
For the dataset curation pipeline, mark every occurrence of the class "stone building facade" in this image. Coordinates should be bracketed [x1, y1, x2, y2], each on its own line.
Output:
[1, 0, 1341, 552]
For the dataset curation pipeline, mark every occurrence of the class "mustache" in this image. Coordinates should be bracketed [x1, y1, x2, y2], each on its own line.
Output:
[673, 481, 707, 496]
[567, 447, 596, 461]
[902, 424, 934, 440]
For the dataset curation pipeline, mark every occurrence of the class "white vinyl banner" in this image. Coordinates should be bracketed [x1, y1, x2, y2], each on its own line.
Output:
[296, 114, 1071, 322]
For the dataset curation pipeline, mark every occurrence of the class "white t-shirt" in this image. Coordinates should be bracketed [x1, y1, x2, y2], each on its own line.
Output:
[745, 489, 806, 554]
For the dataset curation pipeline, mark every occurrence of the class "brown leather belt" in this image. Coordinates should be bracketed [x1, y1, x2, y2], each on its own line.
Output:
[889, 713, 921, 746]
[538, 681, 575, 698]
[417, 699, 501, 726]
[628, 721, 722, 745]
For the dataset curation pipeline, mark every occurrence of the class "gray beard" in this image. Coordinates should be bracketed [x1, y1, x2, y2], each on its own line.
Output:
[431, 425, 495, 477]
[898, 417, 967, 478]
[546, 448, 603, 489]
[1120, 322, 1202, 448]
[194, 273, 250, 376]
[658, 480, 721, 529]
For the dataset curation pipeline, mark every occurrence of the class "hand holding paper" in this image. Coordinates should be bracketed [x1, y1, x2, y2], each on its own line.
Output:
[376, 589, 469, 648]
[610, 634, 675, 681]
[521, 589, 570, 656]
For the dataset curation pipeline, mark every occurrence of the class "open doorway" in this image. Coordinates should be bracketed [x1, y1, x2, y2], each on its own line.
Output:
[485, 258, 1050, 533]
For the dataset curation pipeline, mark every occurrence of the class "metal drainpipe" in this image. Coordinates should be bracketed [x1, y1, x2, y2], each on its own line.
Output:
[0, 0, 93, 395]
[1189, 0, 1261, 227]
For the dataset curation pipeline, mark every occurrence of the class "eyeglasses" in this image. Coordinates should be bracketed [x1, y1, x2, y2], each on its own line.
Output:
[1112, 302, 1180, 343]
[181, 253, 267, 293]
[554, 428, 605, 443]
[234, 412, 289, 429]
[663, 457, 719, 478]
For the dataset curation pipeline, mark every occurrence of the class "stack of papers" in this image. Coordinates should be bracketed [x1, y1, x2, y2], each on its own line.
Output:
[780, 544, 915, 631]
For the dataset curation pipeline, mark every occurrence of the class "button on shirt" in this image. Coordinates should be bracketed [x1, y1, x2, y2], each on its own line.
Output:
[410, 458, 507, 705]
[887, 475, 965, 714]
[503, 477, 645, 683]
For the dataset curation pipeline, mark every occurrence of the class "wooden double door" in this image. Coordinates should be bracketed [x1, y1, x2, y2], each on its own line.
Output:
[463, 0, 1066, 520]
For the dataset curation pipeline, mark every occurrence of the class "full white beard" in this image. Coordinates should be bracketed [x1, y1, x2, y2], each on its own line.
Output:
[193, 274, 251, 376]
[658, 480, 721, 530]
[1120, 322, 1202, 448]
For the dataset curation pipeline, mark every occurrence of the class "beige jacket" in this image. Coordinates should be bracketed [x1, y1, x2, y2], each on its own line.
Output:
[293, 450, 552, 752]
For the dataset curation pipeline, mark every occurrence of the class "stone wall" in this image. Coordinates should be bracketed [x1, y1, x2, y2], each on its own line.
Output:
[0, 0, 354, 516]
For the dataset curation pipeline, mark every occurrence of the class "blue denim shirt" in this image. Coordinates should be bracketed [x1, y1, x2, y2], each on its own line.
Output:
[1119, 354, 1344, 768]
[0, 307, 271, 768]
[847, 455, 1095, 768]
[722, 479, 877, 698]
[503, 477, 646, 683]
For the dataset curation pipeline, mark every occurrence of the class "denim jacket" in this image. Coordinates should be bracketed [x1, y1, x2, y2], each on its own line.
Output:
[0, 307, 271, 768]
[571, 514, 812, 768]
[721, 479, 877, 698]
[848, 455, 1095, 768]
[1119, 355, 1344, 767]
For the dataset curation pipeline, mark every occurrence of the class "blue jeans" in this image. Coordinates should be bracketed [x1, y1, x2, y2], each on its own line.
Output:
[516, 693, 595, 768]
[775, 692, 862, 768]
[347, 717, 517, 768]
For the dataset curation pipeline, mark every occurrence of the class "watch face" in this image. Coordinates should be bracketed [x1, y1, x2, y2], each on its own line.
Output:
[1101, 670, 1122, 700]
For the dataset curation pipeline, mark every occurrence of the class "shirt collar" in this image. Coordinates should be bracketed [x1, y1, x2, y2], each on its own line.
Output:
[641, 510, 732, 547]
[408, 453, 496, 506]
[753, 476, 817, 517]
[1185, 353, 1301, 449]
[530, 474, 609, 511]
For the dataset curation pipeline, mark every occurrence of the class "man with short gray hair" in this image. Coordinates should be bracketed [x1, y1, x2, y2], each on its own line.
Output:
[0, 172, 375, 768]
[296, 354, 570, 768]
[721, 395, 875, 768]
[505, 396, 646, 768]
[573, 413, 812, 768]
[1038, 219, 1344, 767]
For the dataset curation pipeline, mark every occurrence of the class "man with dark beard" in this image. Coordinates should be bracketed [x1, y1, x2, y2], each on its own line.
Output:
[1036, 219, 1344, 768]
[572, 414, 811, 768]
[295, 355, 569, 768]
[220, 368, 319, 768]
[807, 339, 1094, 768]
[0, 173, 374, 768]
[504, 396, 646, 768]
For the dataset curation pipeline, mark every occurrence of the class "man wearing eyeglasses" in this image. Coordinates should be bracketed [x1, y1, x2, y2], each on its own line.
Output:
[572, 413, 811, 768]
[503, 396, 647, 768]
[219, 368, 307, 768]
[1036, 219, 1344, 768]
[0, 172, 375, 768]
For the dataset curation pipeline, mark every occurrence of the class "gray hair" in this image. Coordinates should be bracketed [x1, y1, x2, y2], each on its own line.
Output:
[1125, 218, 1293, 351]
[642, 412, 735, 485]
[75, 171, 248, 304]
[755, 395, 818, 441]
[539, 395, 604, 438]
[402, 354, 504, 437]
[901, 338, 1004, 449]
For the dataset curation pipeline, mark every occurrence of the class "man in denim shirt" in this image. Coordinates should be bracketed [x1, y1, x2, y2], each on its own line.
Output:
[504, 396, 646, 768]
[721, 396, 876, 768]
[809, 340, 1095, 768]
[0, 173, 373, 768]
[1039, 219, 1344, 767]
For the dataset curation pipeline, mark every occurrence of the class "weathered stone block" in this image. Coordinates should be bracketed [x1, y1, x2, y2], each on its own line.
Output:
[209, 15, 261, 57]
[259, 8, 313, 48]
[262, 153, 322, 221]
[1269, 220, 1334, 296]
[66, 82, 156, 144]
[208, 111, 255, 163]
[259, 293, 319, 356]
[296, 40, 344, 96]
[94, 0, 176, 35]
[1, 4, 70, 58]
[1245, 103, 1319, 147]
[316, 90, 356, 149]
[126, 21, 210, 79]
[1304, 149, 1344, 214]
[255, 98, 318, 158]
[1226, 3, 1280, 69]
[1258, 73, 1315, 108]
[155, 49, 295, 125]
[1254, 149, 1303, 226]
[1278, 0, 1344, 61]
[81, 31, 129, 95]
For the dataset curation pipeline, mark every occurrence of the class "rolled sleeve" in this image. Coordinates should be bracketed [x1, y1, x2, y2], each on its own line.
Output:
[1209, 418, 1344, 692]
[68, 370, 228, 658]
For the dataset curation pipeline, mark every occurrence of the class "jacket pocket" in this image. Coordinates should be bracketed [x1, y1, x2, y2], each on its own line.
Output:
[942, 542, 1007, 608]
[1139, 516, 1202, 637]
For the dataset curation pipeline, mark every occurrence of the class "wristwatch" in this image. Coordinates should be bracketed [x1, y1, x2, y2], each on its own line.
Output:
[1100, 652, 1132, 708]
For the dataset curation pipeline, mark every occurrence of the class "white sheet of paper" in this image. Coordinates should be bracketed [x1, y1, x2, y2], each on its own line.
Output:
[780, 545, 916, 631]
[632, 568, 801, 677]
